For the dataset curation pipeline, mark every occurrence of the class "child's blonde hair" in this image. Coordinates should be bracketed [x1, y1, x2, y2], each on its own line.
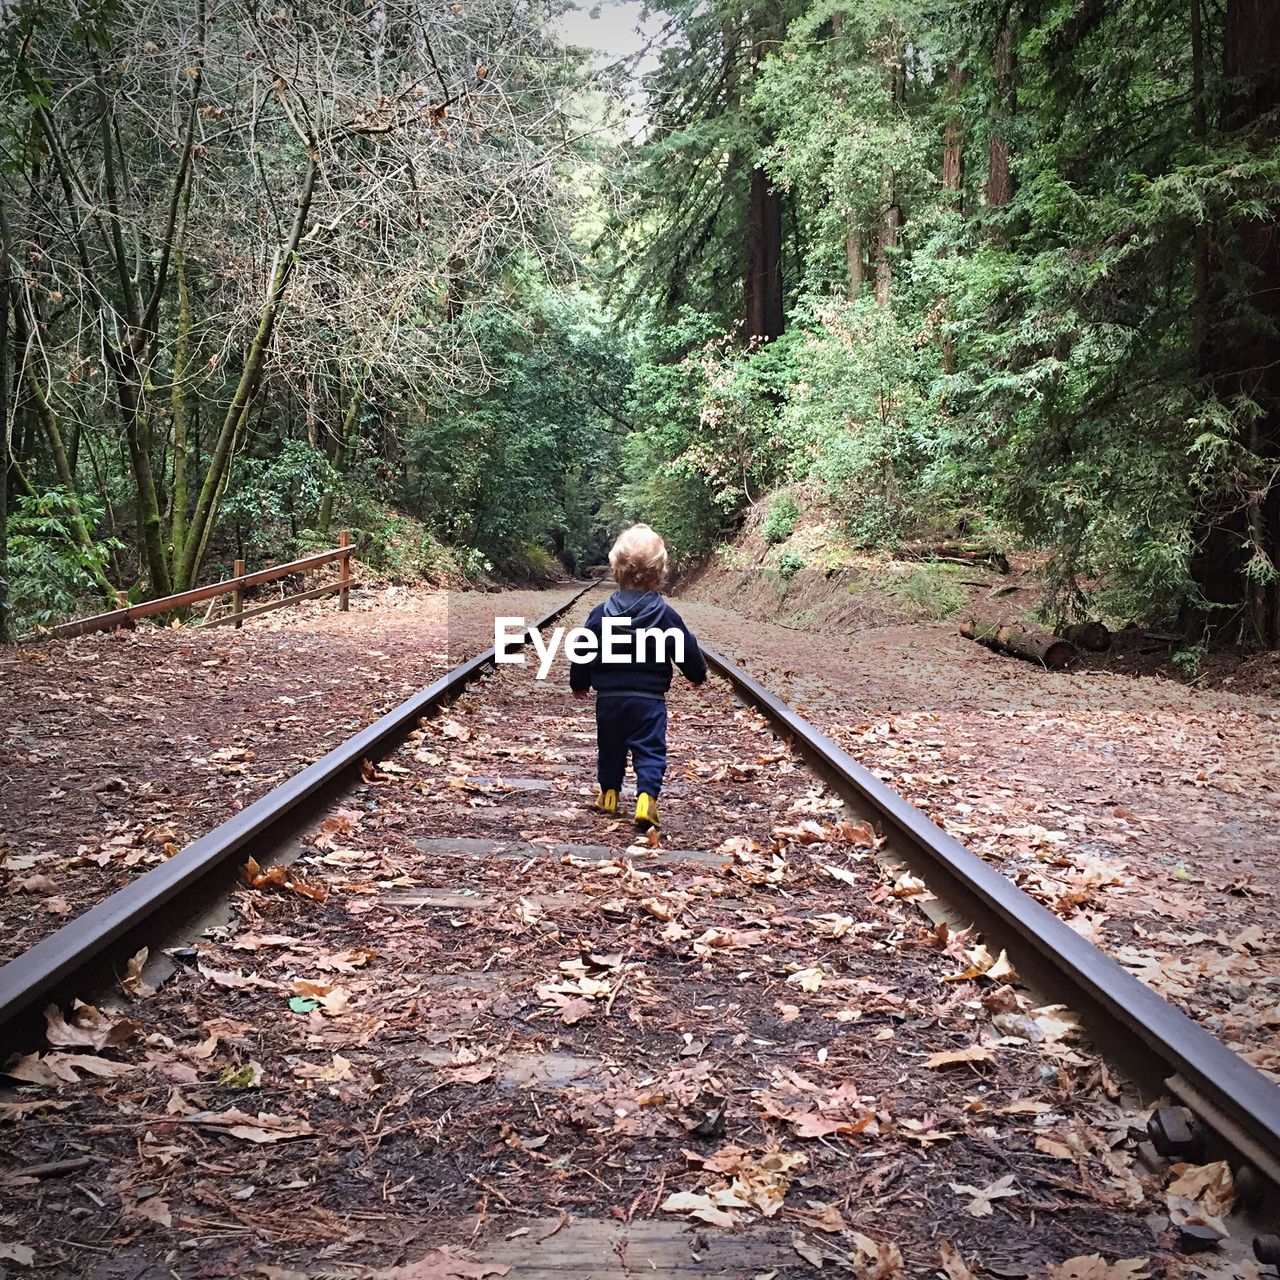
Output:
[609, 524, 669, 591]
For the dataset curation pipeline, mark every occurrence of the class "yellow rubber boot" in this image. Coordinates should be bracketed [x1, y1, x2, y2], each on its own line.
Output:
[634, 792, 660, 832]
[594, 788, 619, 815]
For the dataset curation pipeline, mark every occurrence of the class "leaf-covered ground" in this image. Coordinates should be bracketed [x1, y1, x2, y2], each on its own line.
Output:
[0, 587, 573, 965]
[0, 594, 1260, 1277]
[676, 600, 1280, 1069]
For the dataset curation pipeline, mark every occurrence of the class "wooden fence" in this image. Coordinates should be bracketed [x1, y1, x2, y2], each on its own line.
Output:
[32, 533, 357, 642]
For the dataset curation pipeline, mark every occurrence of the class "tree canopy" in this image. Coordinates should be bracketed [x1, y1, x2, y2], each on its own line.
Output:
[2, 0, 1278, 648]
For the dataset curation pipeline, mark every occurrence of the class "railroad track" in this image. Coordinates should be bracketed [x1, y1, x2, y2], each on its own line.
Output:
[0, 585, 592, 1042]
[3, 585, 1279, 1273]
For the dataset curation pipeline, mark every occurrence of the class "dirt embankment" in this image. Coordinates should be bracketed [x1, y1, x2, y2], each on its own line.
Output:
[670, 584, 1280, 1066]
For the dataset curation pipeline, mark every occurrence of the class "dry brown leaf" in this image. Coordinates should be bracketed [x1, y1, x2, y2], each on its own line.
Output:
[0, 1099, 73, 1124]
[950, 1173, 1018, 1217]
[198, 964, 280, 992]
[660, 1188, 748, 1227]
[1166, 1160, 1235, 1219]
[243, 856, 328, 903]
[791, 1234, 826, 1268]
[120, 947, 155, 999]
[6, 1051, 134, 1086]
[850, 1231, 903, 1278]
[925, 1045, 995, 1070]
[367, 1248, 509, 1279]
[190, 1108, 313, 1143]
[15, 874, 57, 894]
[938, 1242, 977, 1280]
[43, 1002, 137, 1050]
[0, 1242, 35, 1268]
[128, 1195, 173, 1228]
[294, 1054, 355, 1083]
[1044, 1258, 1149, 1280]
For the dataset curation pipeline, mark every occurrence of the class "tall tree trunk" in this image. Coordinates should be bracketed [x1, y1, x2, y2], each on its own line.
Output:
[177, 157, 319, 590]
[874, 31, 906, 307]
[942, 62, 966, 199]
[987, 22, 1017, 217]
[318, 377, 365, 535]
[939, 61, 966, 370]
[169, 224, 193, 578]
[874, 173, 901, 307]
[1193, 0, 1280, 645]
[832, 9, 864, 302]
[112, 354, 173, 596]
[0, 220, 10, 644]
[846, 225, 865, 301]
[745, 165, 785, 340]
[1190, 0, 1210, 368]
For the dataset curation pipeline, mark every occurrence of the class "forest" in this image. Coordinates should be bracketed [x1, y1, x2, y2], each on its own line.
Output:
[1, 0, 1278, 652]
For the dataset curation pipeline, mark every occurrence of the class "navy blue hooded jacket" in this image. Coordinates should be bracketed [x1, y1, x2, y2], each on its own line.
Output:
[568, 589, 707, 698]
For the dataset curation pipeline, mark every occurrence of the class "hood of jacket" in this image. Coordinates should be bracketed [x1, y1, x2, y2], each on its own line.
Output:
[602, 589, 666, 629]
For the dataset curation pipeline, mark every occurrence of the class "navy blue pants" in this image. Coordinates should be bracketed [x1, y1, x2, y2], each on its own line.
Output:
[595, 694, 667, 797]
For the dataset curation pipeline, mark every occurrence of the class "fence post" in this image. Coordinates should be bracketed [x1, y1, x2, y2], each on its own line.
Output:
[232, 559, 245, 629]
[338, 531, 351, 612]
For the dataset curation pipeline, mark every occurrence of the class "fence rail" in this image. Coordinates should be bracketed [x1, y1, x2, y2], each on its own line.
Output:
[30, 533, 356, 642]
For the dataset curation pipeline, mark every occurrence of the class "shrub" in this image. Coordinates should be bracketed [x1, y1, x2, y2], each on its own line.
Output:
[777, 551, 805, 580]
[7, 490, 121, 630]
[888, 565, 968, 620]
[762, 494, 800, 545]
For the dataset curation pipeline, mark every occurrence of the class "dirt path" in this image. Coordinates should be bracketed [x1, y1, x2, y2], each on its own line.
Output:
[0, 586, 573, 964]
[676, 599, 1280, 1072]
[0, 599, 1180, 1278]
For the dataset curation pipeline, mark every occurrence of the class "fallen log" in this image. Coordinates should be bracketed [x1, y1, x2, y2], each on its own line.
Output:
[960, 614, 1077, 670]
[1059, 620, 1111, 652]
[894, 543, 1011, 574]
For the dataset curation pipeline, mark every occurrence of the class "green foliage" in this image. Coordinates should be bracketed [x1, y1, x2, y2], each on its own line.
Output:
[214, 442, 340, 573]
[7, 491, 122, 629]
[776, 551, 805, 580]
[404, 286, 628, 572]
[1172, 640, 1209, 678]
[349, 505, 463, 583]
[606, 0, 1280, 640]
[763, 494, 800, 544]
[887, 565, 968, 620]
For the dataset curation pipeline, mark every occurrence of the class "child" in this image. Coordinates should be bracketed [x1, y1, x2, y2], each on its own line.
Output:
[569, 524, 707, 832]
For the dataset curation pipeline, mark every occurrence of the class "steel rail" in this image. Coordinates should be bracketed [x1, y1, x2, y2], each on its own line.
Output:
[703, 644, 1280, 1191]
[0, 585, 592, 1040]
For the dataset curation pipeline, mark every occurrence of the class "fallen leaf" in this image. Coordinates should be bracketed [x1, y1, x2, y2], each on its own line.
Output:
[190, 1108, 313, 1143]
[925, 1045, 995, 1070]
[6, 1052, 134, 1085]
[367, 1247, 509, 1279]
[786, 966, 825, 992]
[791, 1234, 826, 1268]
[0, 1099, 73, 1123]
[939, 1242, 978, 1280]
[121, 947, 155, 999]
[950, 1173, 1018, 1217]
[129, 1195, 173, 1228]
[1044, 1259, 1149, 1280]
[16, 874, 57, 894]
[242, 856, 328, 903]
[850, 1231, 903, 1278]
[218, 1062, 263, 1088]
[660, 1188, 748, 1228]
[1166, 1160, 1234, 1219]
[44, 1002, 137, 1050]
[0, 1242, 35, 1267]
[294, 1054, 355, 1083]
